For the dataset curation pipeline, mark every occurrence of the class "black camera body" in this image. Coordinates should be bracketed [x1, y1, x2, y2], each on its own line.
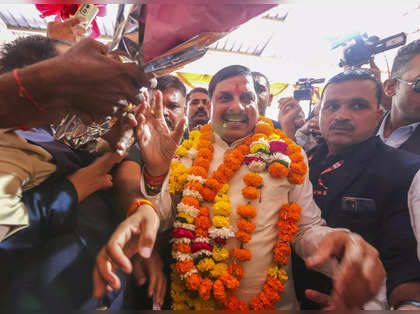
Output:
[339, 32, 407, 67]
[293, 78, 325, 101]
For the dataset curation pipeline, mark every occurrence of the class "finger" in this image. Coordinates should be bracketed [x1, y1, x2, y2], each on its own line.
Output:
[133, 257, 147, 286]
[172, 117, 186, 145]
[305, 237, 335, 269]
[93, 265, 106, 299]
[65, 17, 84, 27]
[137, 208, 160, 258]
[152, 90, 164, 119]
[148, 266, 157, 298]
[96, 248, 121, 291]
[156, 275, 167, 307]
[105, 221, 138, 273]
[305, 289, 331, 306]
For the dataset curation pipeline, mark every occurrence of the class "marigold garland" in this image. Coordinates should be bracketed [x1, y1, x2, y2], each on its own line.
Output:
[169, 117, 306, 310]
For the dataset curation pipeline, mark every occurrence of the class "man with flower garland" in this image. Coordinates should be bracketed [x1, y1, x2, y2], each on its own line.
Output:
[293, 69, 420, 310]
[93, 65, 385, 310]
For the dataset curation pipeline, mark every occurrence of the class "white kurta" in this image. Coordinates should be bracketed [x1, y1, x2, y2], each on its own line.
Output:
[141, 132, 336, 309]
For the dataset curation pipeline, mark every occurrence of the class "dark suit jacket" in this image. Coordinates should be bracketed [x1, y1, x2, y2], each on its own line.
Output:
[293, 136, 420, 308]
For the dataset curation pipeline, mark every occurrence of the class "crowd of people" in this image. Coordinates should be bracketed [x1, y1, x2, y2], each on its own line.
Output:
[1, 17, 420, 311]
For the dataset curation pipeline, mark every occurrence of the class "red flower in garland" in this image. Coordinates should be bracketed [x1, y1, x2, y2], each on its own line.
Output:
[35, 4, 107, 38]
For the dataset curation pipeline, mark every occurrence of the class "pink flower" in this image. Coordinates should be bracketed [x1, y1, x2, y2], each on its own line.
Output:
[245, 156, 264, 166]
[171, 228, 195, 239]
[269, 141, 288, 154]
[191, 242, 213, 253]
[214, 237, 226, 245]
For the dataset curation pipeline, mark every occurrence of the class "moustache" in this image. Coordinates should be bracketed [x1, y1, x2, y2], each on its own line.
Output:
[193, 108, 209, 118]
[329, 121, 354, 131]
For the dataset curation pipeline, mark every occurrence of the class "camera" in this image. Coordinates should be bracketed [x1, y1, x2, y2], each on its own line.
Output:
[293, 78, 325, 101]
[339, 32, 407, 67]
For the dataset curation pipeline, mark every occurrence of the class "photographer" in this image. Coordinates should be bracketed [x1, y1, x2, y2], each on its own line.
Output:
[295, 103, 322, 152]
[277, 96, 305, 140]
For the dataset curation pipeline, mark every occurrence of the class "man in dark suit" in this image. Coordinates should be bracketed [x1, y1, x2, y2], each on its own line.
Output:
[293, 69, 420, 310]
[380, 39, 420, 154]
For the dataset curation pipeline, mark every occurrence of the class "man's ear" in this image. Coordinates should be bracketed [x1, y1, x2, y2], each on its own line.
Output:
[383, 78, 397, 98]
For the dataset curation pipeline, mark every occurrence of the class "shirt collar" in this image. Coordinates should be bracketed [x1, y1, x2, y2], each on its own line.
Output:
[377, 111, 420, 139]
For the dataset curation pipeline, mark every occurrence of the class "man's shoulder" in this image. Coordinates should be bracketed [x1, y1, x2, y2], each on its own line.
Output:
[377, 139, 420, 166]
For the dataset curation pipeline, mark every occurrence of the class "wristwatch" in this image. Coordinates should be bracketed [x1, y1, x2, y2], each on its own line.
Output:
[391, 300, 420, 310]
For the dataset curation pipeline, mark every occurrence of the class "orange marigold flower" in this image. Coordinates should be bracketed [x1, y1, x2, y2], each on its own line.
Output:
[200, 131, 214, 142]
[266, 276, 285, 292]
[213, 279, 226, 301]
[279, 210, 301, 223]
[197, 148, 213, 161]
[243, 172, 263, 187]
[277, 220, 298, 236]
[224, 155, 242, 171]
[199, 278, 213, 300]
[221, 165, 235, 180]
[197, 139, 214, 152]
[176, 260, 194, 274]
[243, 137, 253, 146]
[251, 133, 267, 142]
[237, 218, 256, 233]
[286, 143, 301, 155]
[200, 124, 212, 134]
[237, 204, 257, 219]
[288, 172, 305, 185]
[250, 295, 265, 310]
[196, 228, 209, 238]
[259, 116, 274, 126]
[255, 123, 274, 136]
[195, 215, 211, 229]
[232, 248, 251, 261]
[289, 202, 302, 214]
[263, 284, 281, 302]
[219, 272, 239, 290]
[273, 242, 291, 265]
[277, 230, 294, 242]
[235, 230, 251, 243]
[173, 243, 191, 253]
[202, 187, 216, 202]
[268, 162, 289, 179]
[289, 152, 304, 162]
[186, 181, 204, 194]
[224, 294, 240, 310]
[242, 186, 259, 200]
[237, 144, 250, 155]
[189, 166, 208, 179]
[199, 206, 210, 217]
[274, 129, 287, 138]
[213, 168, 229, 184]
[228, 263, 244, 280]
[238, 301, 248, 310]
[193, 157, 210, 171]
[290, 161, 307, 176]
[181, 196, 199, 208]
[186, 273, 201, 290]
[206, 177, 223, 193]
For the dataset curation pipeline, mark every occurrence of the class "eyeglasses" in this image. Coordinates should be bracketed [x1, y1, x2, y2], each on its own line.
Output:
[396, 78, 420, 93]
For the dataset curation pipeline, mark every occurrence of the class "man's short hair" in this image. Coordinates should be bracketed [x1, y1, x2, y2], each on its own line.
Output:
[156, 75, 186, 97]
[252, 71, 270, 89]
[0, 35, 58, 74]
[208, 65, 255, 100]
[186, 87, 208, 103]
[391, 39, 420, 79]
[321, 69, 382, 107]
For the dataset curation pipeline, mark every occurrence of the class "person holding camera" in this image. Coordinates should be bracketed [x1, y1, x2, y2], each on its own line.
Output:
[293, 69, 420, 310]
[277, 96, 305, 140]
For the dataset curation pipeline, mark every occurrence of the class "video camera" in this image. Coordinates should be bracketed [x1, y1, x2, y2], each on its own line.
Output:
[294, 78, 325, 101]
[339, 32, 407, 67]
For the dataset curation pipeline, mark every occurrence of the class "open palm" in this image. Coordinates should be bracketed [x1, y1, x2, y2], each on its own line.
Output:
[136, 90, 185, 176]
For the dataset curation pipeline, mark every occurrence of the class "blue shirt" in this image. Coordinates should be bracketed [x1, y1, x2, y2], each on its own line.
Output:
[377, 112, 420, 148]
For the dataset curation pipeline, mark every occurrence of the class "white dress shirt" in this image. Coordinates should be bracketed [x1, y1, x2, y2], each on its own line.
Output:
[141, 132, 344, 309]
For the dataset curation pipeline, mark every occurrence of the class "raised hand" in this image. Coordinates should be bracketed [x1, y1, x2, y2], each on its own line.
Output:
[136, 89, 185, 177]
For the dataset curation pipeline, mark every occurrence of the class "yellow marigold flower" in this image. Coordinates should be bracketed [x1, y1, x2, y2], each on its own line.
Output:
[278, 267, 288, 282]
[210, 263, 228, 278]
[189, 130, 201, 142]
[169, 162, 189, 194]
[176, 146, 188, 157]
[250, 143, 269, 154]
[213, 246, 229, 261]
[268, 134, 281, 141]
[197, 258, 216, 272]
[172, 302, 189, 310]
[267, 265, 289, 282]
[213, 201, 231, 216]
[219, 183, 229, 195]
[215, 193, 230, 203]
[193, 298, 216, 310]
[212, 215, 230, 228]
[182, 139, 194, 149]
[177, 212, 194, 224]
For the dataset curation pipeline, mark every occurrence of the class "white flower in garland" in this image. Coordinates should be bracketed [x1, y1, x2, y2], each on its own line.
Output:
[172, 251, 193, 261]
[192, 249, 213, 259]
[270, 152, 291, 167]
[174, 221, 196, 231]
[183, 187, 203, 201]
[208, 226, 235, 239]
[176, 202, 200, 218]
[170, 237, 191, 245]
[186, 174, 206, 184]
